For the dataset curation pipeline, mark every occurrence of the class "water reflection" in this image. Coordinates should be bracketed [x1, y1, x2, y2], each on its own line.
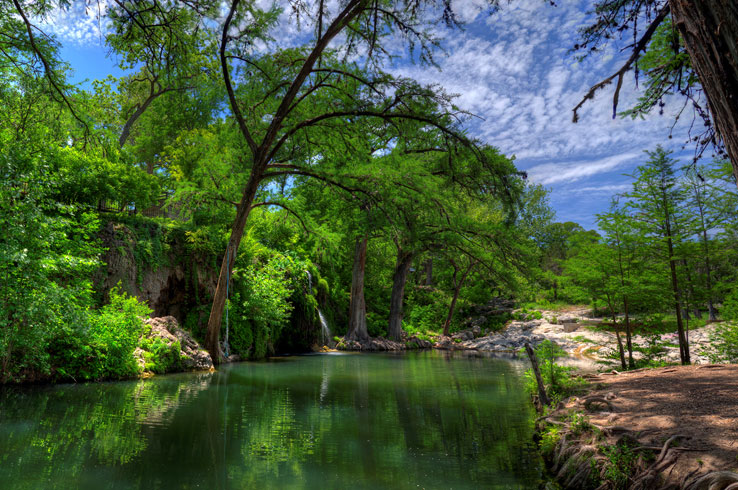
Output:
[0, 352, 542, 489]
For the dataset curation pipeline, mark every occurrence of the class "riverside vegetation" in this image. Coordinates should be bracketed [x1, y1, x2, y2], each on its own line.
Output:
[2, 0, 738, 383]
[2, 1, 738, 489]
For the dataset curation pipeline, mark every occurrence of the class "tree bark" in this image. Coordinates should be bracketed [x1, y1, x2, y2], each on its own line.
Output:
[204, 0, 367, 362]
[664, 204, 691, 365]
[607, 294, 627, 371]
[442, 259, 477, 336]
[671, 0, 738, 180]
[388, 250, 414, 341]
[623, 296, 635, 369]
[524, 342, 550, 408]
[204, 171, 262, 362]
[424, 258, 433, 286]
[119, 84, 172, 149]
[346, 236, 369, 342]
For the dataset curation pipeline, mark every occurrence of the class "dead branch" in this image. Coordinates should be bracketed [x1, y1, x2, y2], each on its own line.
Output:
[572, 3, 670, 123]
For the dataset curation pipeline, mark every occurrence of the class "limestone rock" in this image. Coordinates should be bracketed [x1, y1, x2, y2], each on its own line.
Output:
[142, 316, 214, 371]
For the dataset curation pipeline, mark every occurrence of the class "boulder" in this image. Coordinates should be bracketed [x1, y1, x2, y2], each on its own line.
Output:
[406, 336, 433, 349]
[142, 316, 214, 372]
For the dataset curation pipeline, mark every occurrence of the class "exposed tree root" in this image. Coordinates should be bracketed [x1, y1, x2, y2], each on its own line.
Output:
[584, 396, 616, 412]
[540, 408, 738, 489]
[684, 471, 738, 490]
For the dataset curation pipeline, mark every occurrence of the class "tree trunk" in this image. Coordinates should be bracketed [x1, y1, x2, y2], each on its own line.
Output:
[424, 258, 433, 286]
[346, 236, 369, 342]
[388, 250, 414, 341]
[671, 0, 738, 181]
[607, 295, 627, 371]
[443, 260, 477, 336]
[205, 170, 262, 362]
[524, 342, 550, 408]
[666, 232, 690, 364]
[701, 225, 718, 322]
[623, 296, 635, 369]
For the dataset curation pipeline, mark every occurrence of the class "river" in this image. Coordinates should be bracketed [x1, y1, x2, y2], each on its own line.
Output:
[0, 351, 543, 489]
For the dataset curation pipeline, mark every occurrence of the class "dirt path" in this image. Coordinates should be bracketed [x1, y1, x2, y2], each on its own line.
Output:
[570, 364, 738, 486]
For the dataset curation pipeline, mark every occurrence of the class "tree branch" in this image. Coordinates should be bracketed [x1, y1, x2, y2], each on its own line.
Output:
[251, 200, 310, 234]
[573, 4, 670, 123]
[220, 0, 258, 155]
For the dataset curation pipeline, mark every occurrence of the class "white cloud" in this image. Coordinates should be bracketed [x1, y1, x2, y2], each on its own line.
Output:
[38, 1, 110, 46]
[570, 184, 632, 194]
[527, 152, 640, 185]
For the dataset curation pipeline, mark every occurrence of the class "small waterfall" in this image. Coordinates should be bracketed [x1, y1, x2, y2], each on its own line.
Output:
[307, 270, 333, 348]
[318, 309, 333, 347]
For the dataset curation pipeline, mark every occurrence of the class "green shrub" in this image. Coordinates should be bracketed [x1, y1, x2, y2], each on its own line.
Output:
[601, 442, 640, 490]
[524, 340, 587, 399]
[722, 289, 738, 321]
[539, 425, 561, 455]
[706, 321, 738, 363]
[229, 253, 297, 359]
[143, 339, 183, 374]
[366, 312, 387, 338]
[568, 411, 594, 436]
[405, 287, 450, 334]
[486, 312, 512, 332]
[86, 287, 152, 379]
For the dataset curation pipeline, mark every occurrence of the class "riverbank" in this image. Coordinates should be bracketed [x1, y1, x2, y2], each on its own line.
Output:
[334, 305, 719, 371]
[536, 364, 738, 489]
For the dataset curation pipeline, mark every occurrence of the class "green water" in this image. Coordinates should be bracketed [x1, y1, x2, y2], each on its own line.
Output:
[0, 351, 542, 489]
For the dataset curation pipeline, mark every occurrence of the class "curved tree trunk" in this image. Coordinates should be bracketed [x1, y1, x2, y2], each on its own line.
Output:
[388, 250, 414, 341]
[346, 236, 369, 342]
[205, 171, 261, 363]
[671, 0, 738, 180]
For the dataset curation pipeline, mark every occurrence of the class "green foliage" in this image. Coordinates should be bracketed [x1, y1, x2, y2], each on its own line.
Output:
[229, 253, 300, 359]
[1, 146, 102, 382]
[705, 322, 738, 363]
[50, 287, 152, 382]
[141, 339, 183, 374]
[722, 289, 738, 321]
[601, 442, 641, 490]
[85, 288, 152, 379]
[539, 425, 561, 455]
[514, 308, 542, 321]
[404, 287, 450, 334]
[366, 312, 388, 338]
[567, 411, 594, 436]
[51, 147, 161, 209]
[524, 340, 587, 399]
[485, 312, 513, 332]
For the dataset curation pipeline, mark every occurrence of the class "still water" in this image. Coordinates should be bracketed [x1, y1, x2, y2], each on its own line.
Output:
[0, 351, 542, 489]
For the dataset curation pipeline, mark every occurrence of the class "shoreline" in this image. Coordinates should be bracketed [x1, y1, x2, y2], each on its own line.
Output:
[534, 364, 738, 489]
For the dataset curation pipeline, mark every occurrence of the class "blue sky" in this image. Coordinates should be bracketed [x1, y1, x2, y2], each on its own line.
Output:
[44, 0, 702, 230]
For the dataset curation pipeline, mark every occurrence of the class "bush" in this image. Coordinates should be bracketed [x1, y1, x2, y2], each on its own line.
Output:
[142, 338, 183, 374]
[366, 312, 387, 338]
[722, 289, 738, 321]
[86, 287, 152, 379]
[229, 254, 298, 359]
[539, 425, 561, 455]
[524, 340, 587, 399]
[601, 442, 640, 490]
[706, 321, 738, 363]
[404, 287, 450, 333]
